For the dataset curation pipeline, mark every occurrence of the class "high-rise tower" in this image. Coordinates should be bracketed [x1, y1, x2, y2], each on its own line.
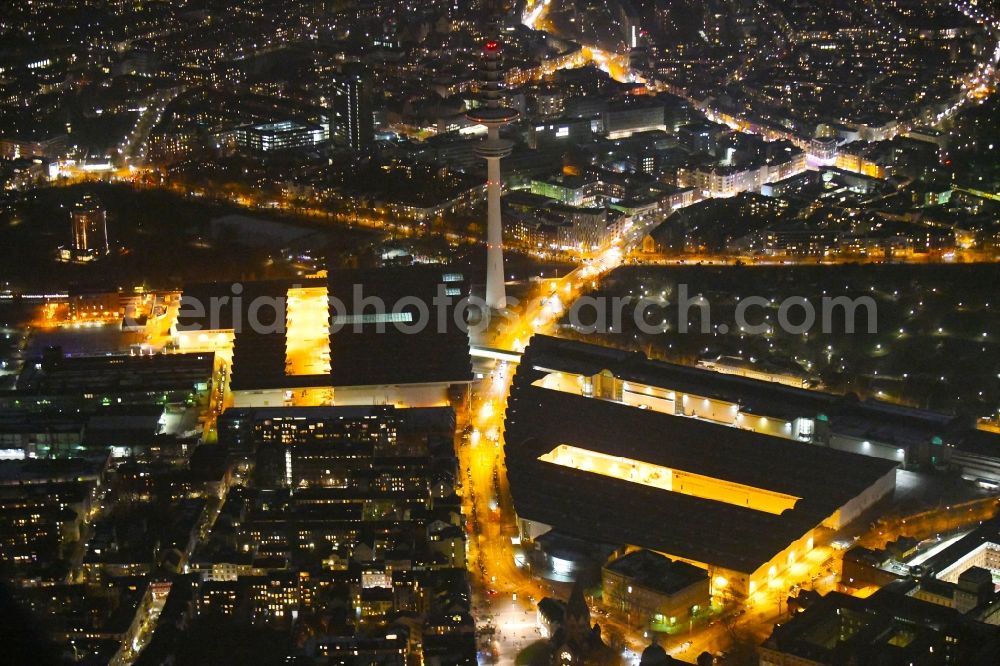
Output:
[70, 195, 109, 257]
[332, 63, 374, 153]
[467, 24, 518, 310]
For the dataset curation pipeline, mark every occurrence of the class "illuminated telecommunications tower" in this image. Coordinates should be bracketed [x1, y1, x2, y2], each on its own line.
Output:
[467, 22, 519, 310]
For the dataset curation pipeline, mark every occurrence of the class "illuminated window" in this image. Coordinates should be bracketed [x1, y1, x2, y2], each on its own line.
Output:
[331, 312, 413, 325]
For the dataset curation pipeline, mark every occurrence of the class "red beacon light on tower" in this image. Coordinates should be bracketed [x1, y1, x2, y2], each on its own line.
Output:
[485, 40, 499, 52]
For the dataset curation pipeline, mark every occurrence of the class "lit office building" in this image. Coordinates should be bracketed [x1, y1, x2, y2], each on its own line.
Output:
[332, 64, 375, 153]
[218, 405, 456, 492]
[235, 121, 326, 153]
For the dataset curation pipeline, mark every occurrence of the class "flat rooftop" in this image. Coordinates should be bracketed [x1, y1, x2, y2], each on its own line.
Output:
[13, 352, 214, 395]
[605, 549, 707, 596]
[179, 267, 473, 392]
[324, 266, 472, 388]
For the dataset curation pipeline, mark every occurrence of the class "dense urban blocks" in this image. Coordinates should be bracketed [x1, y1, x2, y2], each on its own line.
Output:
[1, 0, 999, 664]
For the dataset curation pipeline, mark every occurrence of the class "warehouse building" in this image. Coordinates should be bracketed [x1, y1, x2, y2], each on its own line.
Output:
[505, 336, 899, 603]
[173, 267, 473, 409]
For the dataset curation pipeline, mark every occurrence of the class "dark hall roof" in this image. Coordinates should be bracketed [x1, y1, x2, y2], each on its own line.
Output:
[504, 337, 898, 574]
[179, 267, 473, 391]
